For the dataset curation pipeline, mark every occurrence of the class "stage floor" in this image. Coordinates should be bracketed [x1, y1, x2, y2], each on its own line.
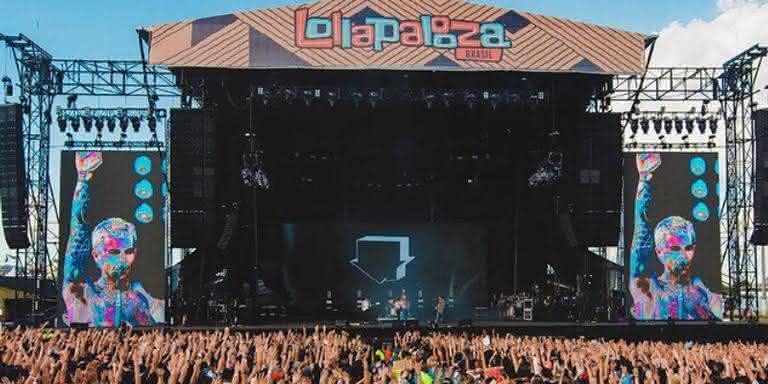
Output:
[167, 320, 768, 342]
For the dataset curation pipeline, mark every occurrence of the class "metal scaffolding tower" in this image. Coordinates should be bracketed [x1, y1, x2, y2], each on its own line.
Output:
[1, 33, 179, 318]
[610, 44, 767, 319]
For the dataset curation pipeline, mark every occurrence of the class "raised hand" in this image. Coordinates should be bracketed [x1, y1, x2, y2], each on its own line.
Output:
[636, 153, 661, 179]
[75, 151, 103, 177]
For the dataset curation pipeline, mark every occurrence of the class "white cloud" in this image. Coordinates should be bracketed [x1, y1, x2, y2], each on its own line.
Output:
[717, 0, 768, 12]
[652, 1, 768, 106]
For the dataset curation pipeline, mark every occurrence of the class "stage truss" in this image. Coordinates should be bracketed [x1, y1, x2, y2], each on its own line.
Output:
[0, 33, 179, 317]
[609, 44, 767, 320]
[1, 30, 766, 321]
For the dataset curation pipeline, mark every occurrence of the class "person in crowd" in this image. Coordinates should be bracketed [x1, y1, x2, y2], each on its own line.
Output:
[629, 153, 722, 320]
[2, 324, 767, 384]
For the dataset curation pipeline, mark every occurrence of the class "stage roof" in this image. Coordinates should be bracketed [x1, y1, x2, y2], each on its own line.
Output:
[147, 0, 646, 75]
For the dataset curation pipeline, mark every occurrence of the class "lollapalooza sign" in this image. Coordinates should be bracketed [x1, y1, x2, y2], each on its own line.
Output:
[294, 8, 511, 62]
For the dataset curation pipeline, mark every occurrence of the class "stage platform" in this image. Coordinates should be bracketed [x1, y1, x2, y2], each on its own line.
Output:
[167, 320, 768, 342]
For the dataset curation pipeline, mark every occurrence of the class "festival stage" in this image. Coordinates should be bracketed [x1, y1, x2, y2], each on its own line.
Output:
[167, 320, 768, 342]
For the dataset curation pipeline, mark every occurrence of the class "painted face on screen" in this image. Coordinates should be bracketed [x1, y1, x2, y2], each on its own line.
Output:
[654, 216, 696, 275]
[91, 218, 137, 280]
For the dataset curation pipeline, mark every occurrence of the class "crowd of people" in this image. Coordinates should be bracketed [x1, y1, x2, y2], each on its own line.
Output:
[0, 324, 767, 384]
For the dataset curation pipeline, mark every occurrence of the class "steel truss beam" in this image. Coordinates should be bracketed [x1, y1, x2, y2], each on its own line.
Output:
[1, 33, 178, 319]
[611, 44, 767, 320]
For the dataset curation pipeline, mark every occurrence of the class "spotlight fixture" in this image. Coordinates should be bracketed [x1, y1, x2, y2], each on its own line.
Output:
[82, 116, 93, 133]
[1, 76, 11, 97]
[94, 117, 105, 133]
[351, 91, 363, 108]
[119, 115, 129, 132]
[629, 119, 639, 134]
[130, 116, 141, 133]
[663, 118, 673, 135]
[69, 116, 80, 132]
[442, 92, 454, 109]
[66, 95, 77, 108]
[368, 90, 380, 109]
[465, 92, 478, 109]
[653, 118, 663, 135]
[147, 116, 157, 132]
[106, 117, 116, 133]
[488, 93, 501, 110]
[674, 117, 684, 135]
[709, 117, 719, 135]
[302, 89, 313, 107]
[423, 93, 436, 110]
[640, 118, 650, 134]
[696, 118, 707, 135]
[326, 91, 338, 108]
[57, 115, 67, 132]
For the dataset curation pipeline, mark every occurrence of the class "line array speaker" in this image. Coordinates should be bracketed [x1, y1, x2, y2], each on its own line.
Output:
[0, 104, 29, 249]
[170, 109, 217, 247]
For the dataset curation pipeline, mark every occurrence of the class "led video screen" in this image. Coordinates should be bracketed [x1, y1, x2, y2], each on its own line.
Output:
[278, 223, 486, 317]
[624, 152, 722, 320]
[59, 151, 166, 327]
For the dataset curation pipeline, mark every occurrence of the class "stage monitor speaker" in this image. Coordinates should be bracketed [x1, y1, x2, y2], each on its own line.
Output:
[753, 109, 768, 245]
[170, 109, 217, 247]
[0, 104, 29, 249]
[565, 113, 622, 246]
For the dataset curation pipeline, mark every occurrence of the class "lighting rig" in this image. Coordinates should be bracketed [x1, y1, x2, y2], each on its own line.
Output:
[56, 106, 167, 148]
[623, 106, 721, 150]
[253, 86, 547, 110]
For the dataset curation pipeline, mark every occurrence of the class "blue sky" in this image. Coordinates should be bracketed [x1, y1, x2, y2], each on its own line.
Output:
[2, 0, 718, 61]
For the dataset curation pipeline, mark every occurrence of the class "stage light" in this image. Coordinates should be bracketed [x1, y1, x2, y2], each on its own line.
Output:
[69, 116, 80, 132]
[57, 115, 67, 132]
[351, 91, 363, 108]
[685, 117, 695, 134]
[442, 92, 454, 109]
[464, 92, 478, 109]
[82, 116, 93, 133]
[119, 115, 129, 133]
[640, 118, 650, 134]
[66, 95, 77, 108]
[423, 93, 436, 110]
[674, 117, 684, 135]
[147, 116, 157, 132]
[489, 93, 501, 110]
[653, 118, 663, 134]
[368, 90, 380, 109]
[327, 91, 338, 108]
[663, 118, 673, 135]
[94, 117, 105, 133]
[107, 117, 116, 133]
[1, 76, 11, 97]
[696, 118, 707, 135]
[302, 89, 313, 106]
[709, 117, 719, 134]
[130, 116, 141, 133]
[629, 119, 639, 134]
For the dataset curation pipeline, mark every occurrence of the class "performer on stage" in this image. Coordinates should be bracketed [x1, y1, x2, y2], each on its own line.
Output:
[629, 153, 722, 320]
[397, 291, 410, 321]
[62, 151, 163, 327]
[434, 295, 446, 323]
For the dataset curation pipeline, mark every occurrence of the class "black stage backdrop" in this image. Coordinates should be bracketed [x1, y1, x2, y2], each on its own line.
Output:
[276, 223, 486, 318]
[59, 151, 166, 325]
[623, 152, 721, 320]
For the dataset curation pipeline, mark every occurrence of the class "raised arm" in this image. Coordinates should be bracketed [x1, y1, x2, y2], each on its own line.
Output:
[630, 153, 661, 278]
[63, 152, 103, 285]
